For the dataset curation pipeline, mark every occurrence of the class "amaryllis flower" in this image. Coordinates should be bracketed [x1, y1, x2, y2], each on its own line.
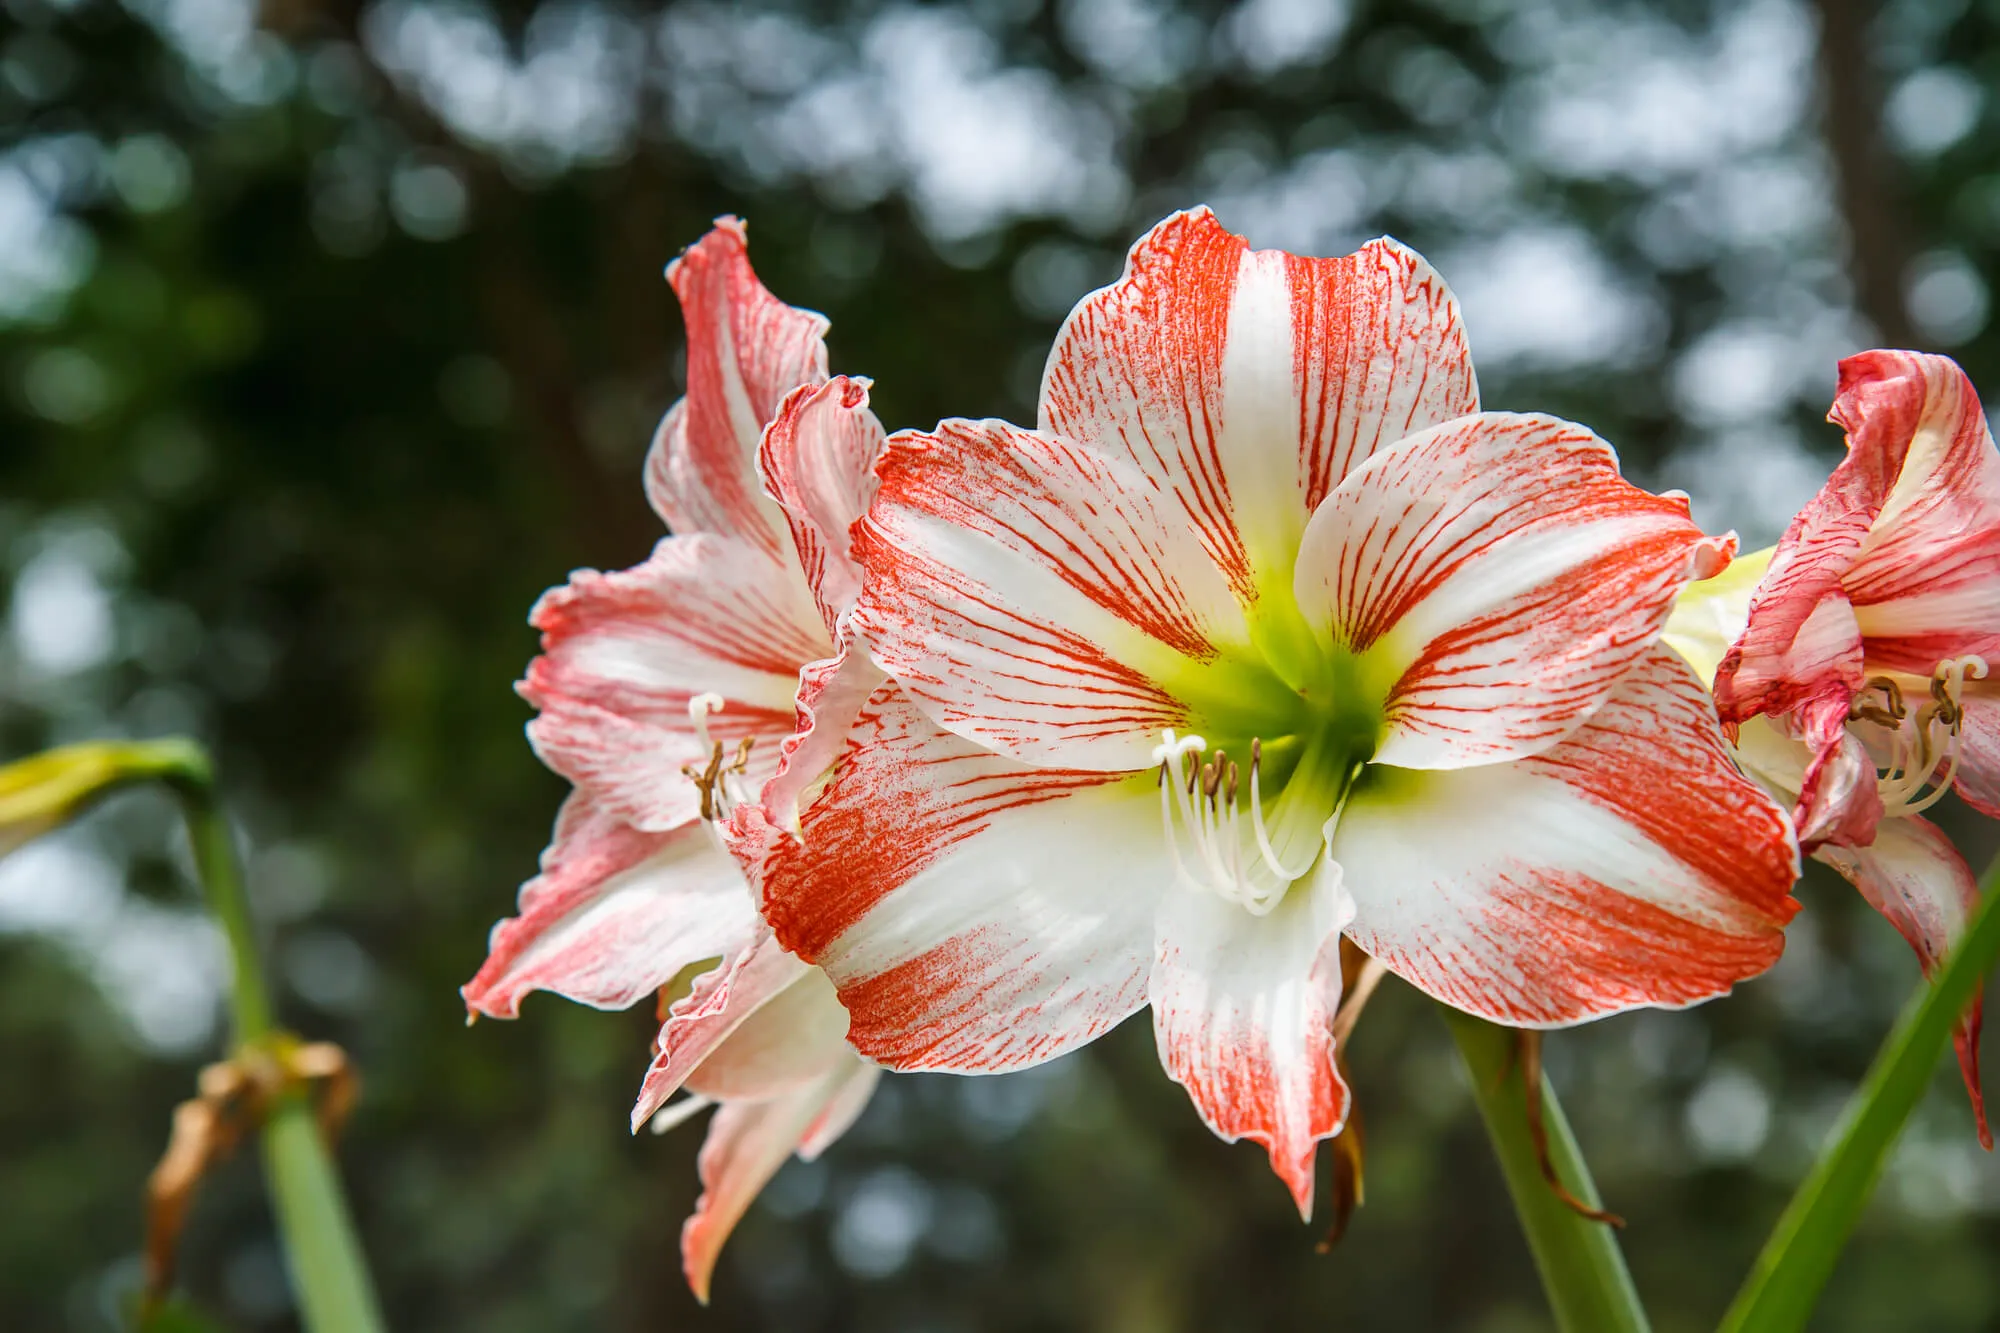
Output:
[1704, 348, 2000, 1146]
[461, 220, 887, 1298]
[742, 208, 1801, 1216]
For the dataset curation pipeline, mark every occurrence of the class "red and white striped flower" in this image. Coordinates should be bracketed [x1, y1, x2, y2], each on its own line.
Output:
[461, 220, 887, 1299]
[742, 208, 1801, 1217]
[1702, 349, 2000, 1146]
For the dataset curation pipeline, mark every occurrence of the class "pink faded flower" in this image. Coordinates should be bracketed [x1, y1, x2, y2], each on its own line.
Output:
[741, 208, 1801, 1218]
[1704, 348, 2000, 1146]
[461, 219, 888, 1299]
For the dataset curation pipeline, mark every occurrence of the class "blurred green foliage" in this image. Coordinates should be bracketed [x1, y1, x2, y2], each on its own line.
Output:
[4, 0, 2000, 1329]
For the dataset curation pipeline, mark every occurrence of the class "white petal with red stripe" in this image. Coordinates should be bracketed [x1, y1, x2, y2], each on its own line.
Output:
[759, 374, 886, 632]
[647, 218, 828, 555]
[461, 798, 758, 1019]
[1150, 865, 1353, 1219]
[749, 688, 1165, 1071]
[1815, 814, 1989, 1146]
[1296, 413, 1732, 770]
[521, 534, 828, 829]
[852, 421, 1267, 771]
[630, 927, 823, 1128]
[1335, 650, 1799, 1025]
[1041, 207, 1477, 604]
[679, 1053, 878, 1303]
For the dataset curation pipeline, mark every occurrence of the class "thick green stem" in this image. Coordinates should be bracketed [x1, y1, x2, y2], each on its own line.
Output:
[170, 769, 386, 1333]
[1719, 853, 2000, 1333]
[1445, 1008, 1651, 1333]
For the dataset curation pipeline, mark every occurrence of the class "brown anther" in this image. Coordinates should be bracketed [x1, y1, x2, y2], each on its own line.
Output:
[689, 740, 727, 821]
[730, 736, 756, 773]
[1250, 737, 1263, 773]
[1517, 1032, 1625, 1228]
[1156, 760, 1168, 788]
[1201, 762, 1220, 803]
[1184, 757, 1200, 796]
[1930, 675, 1966, 729]
[1225, 761, 1240, 806]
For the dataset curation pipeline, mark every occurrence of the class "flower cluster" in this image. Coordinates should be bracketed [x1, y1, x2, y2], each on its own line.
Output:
[468, 210, 1999, 1297]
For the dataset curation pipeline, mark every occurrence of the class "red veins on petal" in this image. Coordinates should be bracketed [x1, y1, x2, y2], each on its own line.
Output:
[649, 217, 830, 554]
[1040, 207, 1477, 602]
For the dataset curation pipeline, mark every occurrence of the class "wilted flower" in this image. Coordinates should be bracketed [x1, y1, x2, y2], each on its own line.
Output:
[742, 209, 1800, 1215]
[462, 220, 886, 1298]
[1703, 348, 2000, 1146]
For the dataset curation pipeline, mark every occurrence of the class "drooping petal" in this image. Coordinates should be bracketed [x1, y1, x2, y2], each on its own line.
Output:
[797, 1060, 881, 1160]
[520, 534, 827, 830]
[1814, 814, 1989, 1147]
[680, 1055, 876, 1304]
[1041, 207, 1477, 605]
[1791, 696, 1885, 851]
[462, 797, 759, 1019]
[1296, 413, 1732, 770]
[1149, 867, 1353, 1219]
[852, 420, 1270, 771]
[1335, 649, 1799, 1025]
[646, 218, 829, 556]
[630, 927, 818, 1129]
[1715, 350, 2000, 724]
[683, 968, 852, 1101]
[759, 375, 886, 631]
[746, 687, 1164, 1070]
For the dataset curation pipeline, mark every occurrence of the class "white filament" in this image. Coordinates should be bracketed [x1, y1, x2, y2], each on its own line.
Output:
[1152, 729, 1320, 916]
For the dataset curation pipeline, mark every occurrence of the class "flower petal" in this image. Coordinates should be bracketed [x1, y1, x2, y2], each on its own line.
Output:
[744, 628, 885, 836]
[1335, 649, 1799, 1025]
[1041, 207, 1477, 604]
[1814, 814, 1989, 1146]
[745, 687, 1163, 1070]
[462, 797, 759, 1019]
[521, 534, 827, 830]
[1149, 869, 1353, 1219]
[1296, 412, 1732, 770]
[1951, 695, 2000, 820]
[630, 926, 820, 1129]
[1836, 351, 2000, 673]
[797, 1060, 882, 1160]
[646, 218, 828, 556]
[1715, 350, 2000, 724]
[684, 969, 851, 1100]
[759, 375, 886, 631]
[680, 1055, 876, 1304]
[852, 420, 1265, 770]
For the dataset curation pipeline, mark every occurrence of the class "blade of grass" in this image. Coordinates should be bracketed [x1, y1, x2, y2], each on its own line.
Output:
[1720, 851, 2000, 1333]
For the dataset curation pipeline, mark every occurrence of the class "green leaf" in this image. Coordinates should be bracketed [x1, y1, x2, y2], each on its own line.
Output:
[1720, 851, 2000, 1333]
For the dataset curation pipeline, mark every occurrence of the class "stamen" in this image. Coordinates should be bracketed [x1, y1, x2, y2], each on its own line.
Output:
[682, 693, 756, 822]
[1874, 656, 1988, 818]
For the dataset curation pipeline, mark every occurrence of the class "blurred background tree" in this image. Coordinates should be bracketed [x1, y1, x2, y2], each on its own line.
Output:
[3, 0, 2000, 1328]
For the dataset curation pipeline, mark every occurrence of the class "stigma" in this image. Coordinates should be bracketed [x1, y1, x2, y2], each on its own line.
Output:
[1151, 729, 1352, 915]
[683, 692, 756, 822]
[1849, 655, 1989, 818]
